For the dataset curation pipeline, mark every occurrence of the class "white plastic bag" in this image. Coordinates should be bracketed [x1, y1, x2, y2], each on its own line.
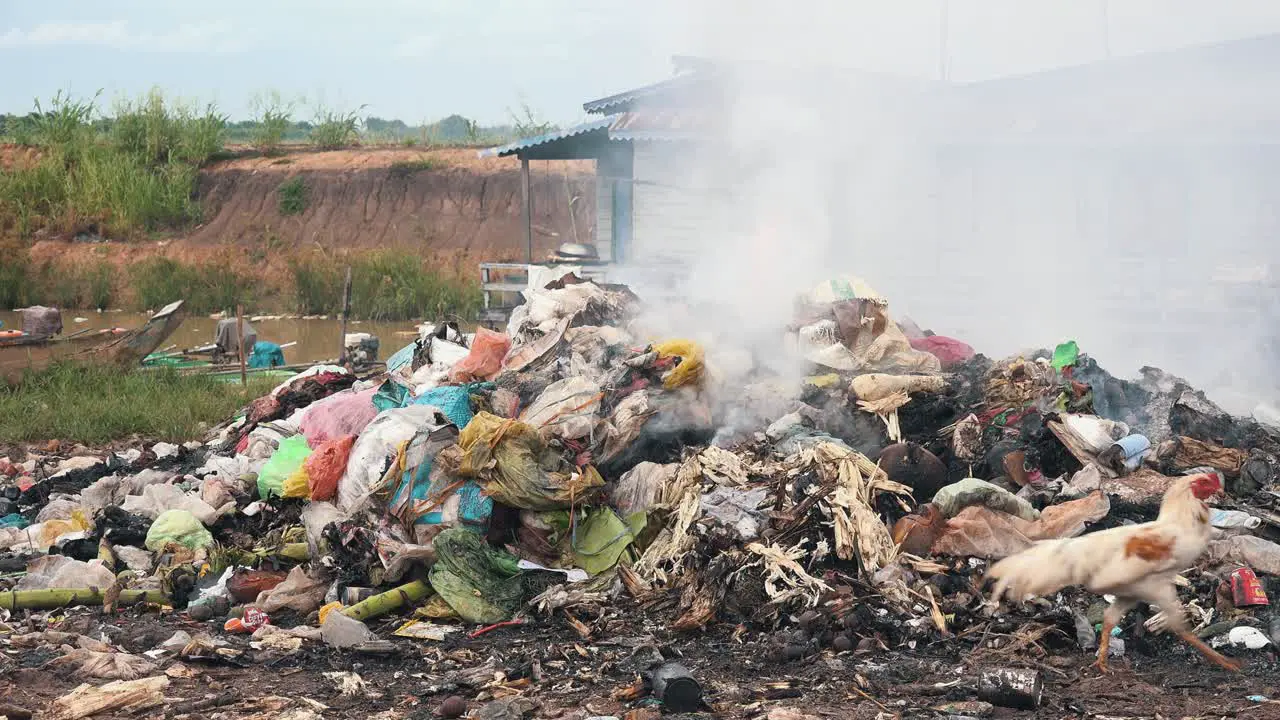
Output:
[337, 405, 448, 513]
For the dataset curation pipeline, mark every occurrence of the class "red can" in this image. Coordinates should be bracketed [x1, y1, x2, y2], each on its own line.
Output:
[1231, 567, 1269, 607]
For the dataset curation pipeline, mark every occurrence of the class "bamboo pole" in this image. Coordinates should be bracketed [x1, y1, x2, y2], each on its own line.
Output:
[342, 579, 432, 622]
[0, 588, 168, 611]
[338, 266, 353, 366]
[236, 305, 247, 386]
[521, 155, 533, 263]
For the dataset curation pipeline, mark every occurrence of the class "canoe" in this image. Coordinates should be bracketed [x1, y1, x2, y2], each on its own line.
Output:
[1, 301, 187, 385]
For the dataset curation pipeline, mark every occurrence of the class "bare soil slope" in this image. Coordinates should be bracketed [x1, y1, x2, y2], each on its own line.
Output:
[192, 148, 597, 258]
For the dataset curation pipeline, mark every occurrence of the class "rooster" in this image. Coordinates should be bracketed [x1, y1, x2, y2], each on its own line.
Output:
[987, 472, 1240, 672]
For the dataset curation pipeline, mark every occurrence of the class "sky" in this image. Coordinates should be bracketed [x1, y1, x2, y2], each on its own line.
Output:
[4, 1, 1280, 125]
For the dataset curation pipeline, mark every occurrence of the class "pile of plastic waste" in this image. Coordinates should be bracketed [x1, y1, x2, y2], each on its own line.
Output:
[4, 270, 1280, 717]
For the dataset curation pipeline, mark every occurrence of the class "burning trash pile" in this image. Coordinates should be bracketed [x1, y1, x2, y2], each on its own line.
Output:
[3, 272, 1280, 717]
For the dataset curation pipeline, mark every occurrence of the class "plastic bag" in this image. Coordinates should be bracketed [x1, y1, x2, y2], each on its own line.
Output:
[458, 412, 604, 511]
[389, 423, 467, 526]
[851, 373, 947, 402]
[448, 328, 511, 383]
[908, 336, 975, 369]
[610, 462, 676, 516]
[321, 610, 377, 649]
[305, 435, 356, 502]
[521, 377, 603, 440]
[145, 509, 214, 551]
[932, 492, 1110, 558]
[651, 340, 704, 389]
[572, 507, 637, 576]
[299, 387, 379, 446]
[932, 478, 1041, 521]
[122, 484, 226, 526]
[372, 379, 412, 412]
[283, 463, 311, 499]
[338, 405, 451, 513]
[301, 501, 347, 558]
[16, 555, 116, 591]
[248, 341, 286, 369]
[255, 565, 328, 614]
[258, 435, 313, 499]
[429, 528, 524, 623]
[412, 384, 478, 428]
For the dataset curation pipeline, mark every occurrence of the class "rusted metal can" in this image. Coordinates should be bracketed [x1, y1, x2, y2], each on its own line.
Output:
[977, 667, 1043, 710]
[1232, 567, 1269, 607]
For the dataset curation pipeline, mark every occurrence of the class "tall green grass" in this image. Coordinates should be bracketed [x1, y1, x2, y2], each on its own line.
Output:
[309, 105, 365, 150]
[0, 363, 276, 444]
[0, 89, 221, 240]
[130, 256, 255, 314]
[291, 250, 482, 320]
[0, 247, 115, 310]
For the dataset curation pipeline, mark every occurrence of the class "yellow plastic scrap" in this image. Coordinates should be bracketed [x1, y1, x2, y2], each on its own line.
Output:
[457, 412, 604, 510]
[652, 339, 705, 390]
[282, 463, 311, 499]
[804, 373, 843, 389]
[318, 601, 343, 624]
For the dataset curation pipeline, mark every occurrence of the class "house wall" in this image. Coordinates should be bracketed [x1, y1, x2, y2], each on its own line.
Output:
[630, 142, 716, 265]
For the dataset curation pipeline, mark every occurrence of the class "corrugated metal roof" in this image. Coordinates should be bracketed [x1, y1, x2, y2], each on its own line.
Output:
[607, 109, 711, 142]
[583, 73, 706, 114]
[478, 117, 611, 158]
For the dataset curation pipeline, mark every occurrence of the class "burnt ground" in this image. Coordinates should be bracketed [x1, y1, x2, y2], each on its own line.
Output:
[3, 607, 1278, 720]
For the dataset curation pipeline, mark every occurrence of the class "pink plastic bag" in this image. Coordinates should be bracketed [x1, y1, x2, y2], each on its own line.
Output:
[909, 335, 975, 369]
[449, 328, 512, 382]
[299, 387, 379, 446]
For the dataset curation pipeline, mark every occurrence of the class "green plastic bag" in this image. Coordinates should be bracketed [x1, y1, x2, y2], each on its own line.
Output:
[145, 509, 214, 551]
[258, 435, 313, 499]
[429, 528, 524, 623]
[1051, 340, 1080, 372]
[572, 507, 637, 576]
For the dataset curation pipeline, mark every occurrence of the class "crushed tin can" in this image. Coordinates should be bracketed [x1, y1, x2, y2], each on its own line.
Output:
[1231, 567, 1269, 607]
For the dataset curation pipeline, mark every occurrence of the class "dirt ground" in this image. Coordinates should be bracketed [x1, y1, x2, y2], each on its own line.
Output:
[3, 604, 1276, 720]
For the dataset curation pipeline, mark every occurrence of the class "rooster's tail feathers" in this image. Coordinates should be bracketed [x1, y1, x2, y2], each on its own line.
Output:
[987, 537, 1082, 603]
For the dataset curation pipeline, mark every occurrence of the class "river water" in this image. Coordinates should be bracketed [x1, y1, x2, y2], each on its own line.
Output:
[0, 310, 426, 365]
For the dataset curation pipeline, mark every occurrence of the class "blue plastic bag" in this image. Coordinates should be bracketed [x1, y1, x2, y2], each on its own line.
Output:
[248, 341, 286, 368]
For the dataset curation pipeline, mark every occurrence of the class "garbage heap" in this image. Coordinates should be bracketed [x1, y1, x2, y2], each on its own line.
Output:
[4, 272, 1280, 710]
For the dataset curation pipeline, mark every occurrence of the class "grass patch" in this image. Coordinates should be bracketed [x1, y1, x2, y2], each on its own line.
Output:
[389, 157, 442, 178]
[289, 249, 481, 320]
[309, 105, 365, 150]
[277, 176, 308, 215]
[250, 91, 296, 155]
[0, 246, 115, 310]
[0, 89, 216, 241]
[0, 363, 275, 444]
[130, 256, 254, 314]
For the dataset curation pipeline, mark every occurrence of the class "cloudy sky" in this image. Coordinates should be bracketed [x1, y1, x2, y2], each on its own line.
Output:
[3, 1, 1280, 124]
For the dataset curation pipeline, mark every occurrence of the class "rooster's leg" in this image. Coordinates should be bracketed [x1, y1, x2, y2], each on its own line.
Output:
[1175, 631, 1244, 672]
[1148, 584, 1244, 672]
[1092, 598, 1135, 673]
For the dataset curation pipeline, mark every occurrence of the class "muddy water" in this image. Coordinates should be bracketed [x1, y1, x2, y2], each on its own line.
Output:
[0, 310, 426, 365]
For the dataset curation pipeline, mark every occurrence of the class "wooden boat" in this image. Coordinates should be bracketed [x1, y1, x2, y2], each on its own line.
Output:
[1, 301, 186, 385]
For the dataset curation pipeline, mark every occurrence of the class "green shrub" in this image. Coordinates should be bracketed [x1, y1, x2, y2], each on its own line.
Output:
[309, 105, 365, 150]
[250, 91, 296, 155]
[0, 159, 69, 238]
[290, 255, 343, 315]
[130, 256, 253, 314]
[278, 176, 308, 215]
[389, 157, 441, 177]
[350, 250, 482, 321]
